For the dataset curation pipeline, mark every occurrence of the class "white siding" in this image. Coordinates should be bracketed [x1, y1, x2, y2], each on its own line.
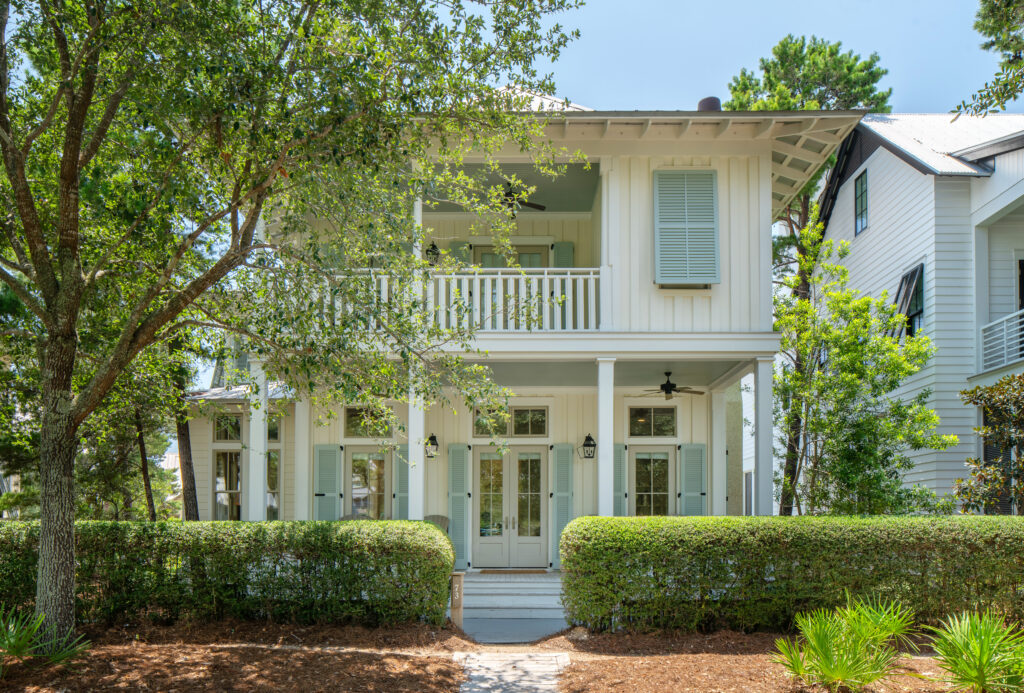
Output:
[971, 148, 1024, 223]
[987, 210, 1024, 320]
[190, 417, 212, 520]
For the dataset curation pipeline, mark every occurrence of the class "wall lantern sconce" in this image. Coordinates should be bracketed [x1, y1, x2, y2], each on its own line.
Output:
[581, 433, 597, 459]
[425, 433, 440, 459]
[425, 242, 441, 266]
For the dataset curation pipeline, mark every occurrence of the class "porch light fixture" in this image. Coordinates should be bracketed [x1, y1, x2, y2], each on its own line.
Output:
[581, 434, 597, 459]
[425, 433, 440, 459]
[425, 242, 441, 266]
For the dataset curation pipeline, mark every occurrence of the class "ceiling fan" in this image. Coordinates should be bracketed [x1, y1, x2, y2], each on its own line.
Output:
[502, 181, 546, 217]
[642, 372, 705, 400]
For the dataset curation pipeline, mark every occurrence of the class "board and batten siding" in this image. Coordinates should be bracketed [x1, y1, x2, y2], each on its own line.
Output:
[191, 416, 213, 520]
[423, 215, 598, 268]
[828, 146, 977, 494]
[606, 155, 771, 334]
[987, 209, 1024, 321]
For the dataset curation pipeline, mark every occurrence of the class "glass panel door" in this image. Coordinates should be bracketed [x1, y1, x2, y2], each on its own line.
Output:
[215, 451, 241, 521]
[479, 454, 504, 536]
[517, 453, 542, 537]
[510, 448, 547, 568]
[351, 452, 387, 519]
[634, 452, 670, 516]
[473, 451, 509, 567]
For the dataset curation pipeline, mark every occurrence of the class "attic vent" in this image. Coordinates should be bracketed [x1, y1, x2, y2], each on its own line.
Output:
[697, 96, 721, 112]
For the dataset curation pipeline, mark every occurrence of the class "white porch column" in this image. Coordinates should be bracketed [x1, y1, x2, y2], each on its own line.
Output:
[710, 389, 728, 516]
[293, 398, 311, 520]
[753, 357, 774, 516]
[246, 359, 268, 521]
[599, 157, 618, 330]
[407, 393, 426, 520]
[597, 357, 616, 516]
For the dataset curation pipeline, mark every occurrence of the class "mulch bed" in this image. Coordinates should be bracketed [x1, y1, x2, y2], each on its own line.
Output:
[549, 629, 951, 693]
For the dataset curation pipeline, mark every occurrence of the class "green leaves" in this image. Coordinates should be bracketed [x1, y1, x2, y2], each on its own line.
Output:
[0, 605, 90, 679]
[928, 612, 1024, 693]
[955, 374, 1024, 514]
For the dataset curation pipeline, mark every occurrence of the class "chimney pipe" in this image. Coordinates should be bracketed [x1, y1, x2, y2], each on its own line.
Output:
[697, 96, 722, 112]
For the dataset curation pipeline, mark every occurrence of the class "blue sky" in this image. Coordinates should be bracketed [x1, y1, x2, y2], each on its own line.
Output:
[546, 0, 1012, 113]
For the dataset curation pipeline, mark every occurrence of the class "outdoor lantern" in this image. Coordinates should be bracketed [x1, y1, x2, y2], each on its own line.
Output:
[581, 433, 597, 459]
[425, 433, 440, 459]
[425, 242, 441, 266]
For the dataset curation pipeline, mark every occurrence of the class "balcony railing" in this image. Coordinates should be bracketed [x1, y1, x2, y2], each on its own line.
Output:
[981, 308, 1024, 371]
[426, 268, 600, 332]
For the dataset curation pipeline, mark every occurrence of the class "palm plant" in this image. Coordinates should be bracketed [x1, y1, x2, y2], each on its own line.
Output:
[772, 598, 915, 692]
[0, 606, 90, 679]
[928, 612, 1024, 693]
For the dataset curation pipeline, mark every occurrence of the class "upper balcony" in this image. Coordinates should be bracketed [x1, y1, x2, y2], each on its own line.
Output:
[981, 308, 1024, 373]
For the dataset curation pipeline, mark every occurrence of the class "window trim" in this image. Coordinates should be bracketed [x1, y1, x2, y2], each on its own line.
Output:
[854, 171, 868, 236]
[214, 414, 242, 442]
[627, 405, 678, 439]
[266, 418, 282, 521]
[471, 402, 552, 441]
[343, 406, 394, 440]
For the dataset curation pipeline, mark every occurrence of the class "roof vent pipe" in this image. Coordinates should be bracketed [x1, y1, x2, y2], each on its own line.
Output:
[697, 96, 722, 112]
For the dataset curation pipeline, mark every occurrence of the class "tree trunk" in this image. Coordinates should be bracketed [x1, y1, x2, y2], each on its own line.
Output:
[171, 341, 199, 521]
[36, 335, 79, 644]
[135, 410, 157, 521]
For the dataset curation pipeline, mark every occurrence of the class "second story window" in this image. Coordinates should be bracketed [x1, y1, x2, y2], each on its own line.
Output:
[894, 264, 924, 338]
[653, 170, 719, 286]
[854, 172, 868, 235]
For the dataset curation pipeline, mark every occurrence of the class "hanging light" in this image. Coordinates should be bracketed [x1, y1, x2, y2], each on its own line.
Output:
[425, 433, 440, 459]
[425, 242, 441, 266]
[581, 433, 597, 459]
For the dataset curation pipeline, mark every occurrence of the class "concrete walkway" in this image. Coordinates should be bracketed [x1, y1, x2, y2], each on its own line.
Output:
[454, 652, 570, 693]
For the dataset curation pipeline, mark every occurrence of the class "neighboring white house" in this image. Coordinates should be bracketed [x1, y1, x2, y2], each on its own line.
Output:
[188, 106, 861, 569]
[819, 113, 1024, 508]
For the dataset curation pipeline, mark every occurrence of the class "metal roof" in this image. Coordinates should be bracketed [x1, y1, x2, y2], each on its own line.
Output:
[857, 113, 1024, 175]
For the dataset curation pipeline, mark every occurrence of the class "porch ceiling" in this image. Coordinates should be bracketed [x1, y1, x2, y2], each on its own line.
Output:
[485, 359, 742, 388]
[428, 163, 599, 213]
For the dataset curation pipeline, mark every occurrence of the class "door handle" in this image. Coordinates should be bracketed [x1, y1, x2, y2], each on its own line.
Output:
[504, 516, 508, 532]
[512, 516, 516, 530]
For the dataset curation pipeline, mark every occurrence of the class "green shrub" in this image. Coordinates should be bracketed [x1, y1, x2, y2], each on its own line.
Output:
[773, 599, 914, 692]
[560, 516, 1024, 632]
[928, 612, 1024, 693]
[0, 520, 454, 626]
[0, 606, 90, 679]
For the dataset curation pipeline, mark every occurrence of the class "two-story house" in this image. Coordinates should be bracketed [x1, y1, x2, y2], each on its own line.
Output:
[820, 113, 1024, 507]
[188, 103, 861, 570]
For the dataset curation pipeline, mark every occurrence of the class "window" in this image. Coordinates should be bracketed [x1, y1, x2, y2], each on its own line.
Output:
[854, 172, 868, 235]
[268, 416, 280, 442]
[267, 417, 282, 520]
[215, 451, 241, 520]
[215, 415, 241, 442]
[744, 471, 753, 516]
[893, 264, 924, 338]
[344, 407, 391, 438]
[350, 452, 388, 519]
[653, 170, 719, 285]
[473, 406, 547, 437]
[634, 452, 670, 516]
[629, 407, 676, 437]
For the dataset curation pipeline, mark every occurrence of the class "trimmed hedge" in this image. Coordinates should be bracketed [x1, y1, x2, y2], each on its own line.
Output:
[0, 520, 454, 626]
[560, 516, 1024, 633]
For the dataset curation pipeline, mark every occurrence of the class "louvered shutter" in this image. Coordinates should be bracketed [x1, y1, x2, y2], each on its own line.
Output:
[613, 444, 627, 516]
[313, 444, 342, 520]
[679, 444, 707, 516]
[654, 170, 719, 285]
[448, 444, 470, 569]
[393, 445, 409, 520]
[448, 241, 471, 264]
[552, 242, 574, 268]
[550, 444, 574, 568]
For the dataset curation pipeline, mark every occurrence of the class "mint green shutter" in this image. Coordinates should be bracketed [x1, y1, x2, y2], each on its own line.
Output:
[313, 444, 341, 520]
[448, 241, 471, 264]
[552, 242, 574, 268]
[448, 444, 470, 569]
[679, 444, 707, 516]
[613, 444, 627, 516]
[654, 170, 719, 285]
[393, 444, 409, 520]
[550, 444, 574, 568]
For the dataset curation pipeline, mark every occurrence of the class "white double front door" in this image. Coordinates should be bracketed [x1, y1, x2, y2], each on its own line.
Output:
[472, 446, 547, 568]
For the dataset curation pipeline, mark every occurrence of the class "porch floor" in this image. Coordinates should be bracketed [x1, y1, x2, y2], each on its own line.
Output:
[459, 571, 568, 644]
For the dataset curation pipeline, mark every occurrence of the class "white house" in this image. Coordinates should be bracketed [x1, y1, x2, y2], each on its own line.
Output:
[819, 113, 1024, 508]
[188, 105, 861, 569]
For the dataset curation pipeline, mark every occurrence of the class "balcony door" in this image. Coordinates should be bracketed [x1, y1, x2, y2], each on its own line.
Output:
[472, 447, 547, 568]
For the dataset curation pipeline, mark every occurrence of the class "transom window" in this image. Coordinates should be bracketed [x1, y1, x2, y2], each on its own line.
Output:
[344, 407, 391, 438]
[634, 452, 670, 516]
[854, 172, 868, 235]
[629, 407, 676, 437]
[474, 407, 548, 437]
[215, 415, 241, 442]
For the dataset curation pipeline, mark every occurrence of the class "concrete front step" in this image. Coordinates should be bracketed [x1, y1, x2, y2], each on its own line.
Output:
[463, 607, 566, 619]
[464, 595, 562, 609]
[459, 571, 566, 623]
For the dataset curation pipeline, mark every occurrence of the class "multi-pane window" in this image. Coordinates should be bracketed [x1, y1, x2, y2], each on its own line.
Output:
[474, 407, 547, 437]
[350, 452, 387, 519]
[634, 452, 670, 516]
[854, 172, 868, 235]
[344, 407, 391, 438]
[517, 453, 542, 537]
[266, 416, 281, 520]
[478, 453, 504, 536]
[215, 451, 241, 521]
[628, 407, 676, 437]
